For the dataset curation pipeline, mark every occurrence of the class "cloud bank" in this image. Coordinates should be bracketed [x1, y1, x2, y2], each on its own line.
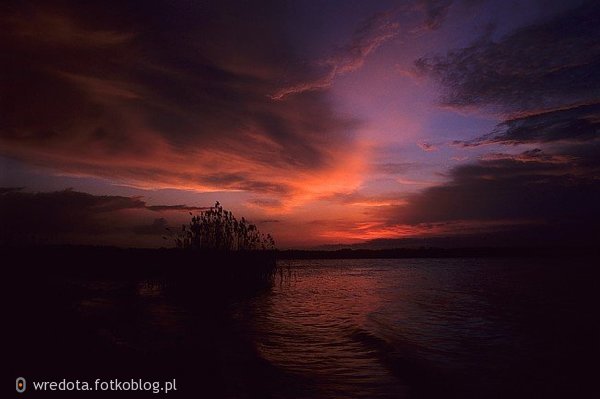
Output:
[0, 1, 366, 208]
[369, 1, 600, 245]
[0, 188, 205, 246]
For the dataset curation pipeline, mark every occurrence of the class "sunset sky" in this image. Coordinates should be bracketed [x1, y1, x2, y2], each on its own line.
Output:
[1, 0, 599, 248]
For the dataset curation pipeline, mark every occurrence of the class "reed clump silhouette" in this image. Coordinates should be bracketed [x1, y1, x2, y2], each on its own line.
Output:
[167, 202, 277, 293]
[174, 201, 275, 251]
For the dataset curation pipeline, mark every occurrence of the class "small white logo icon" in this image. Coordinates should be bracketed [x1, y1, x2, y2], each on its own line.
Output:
[16, 377, 26, 393]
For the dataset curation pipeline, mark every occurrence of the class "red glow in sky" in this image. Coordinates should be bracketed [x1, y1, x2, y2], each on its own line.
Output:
[1, 0, 599, 248]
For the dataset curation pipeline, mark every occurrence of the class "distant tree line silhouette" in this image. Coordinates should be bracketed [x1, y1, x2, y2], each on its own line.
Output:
[173, 202, 275, 251]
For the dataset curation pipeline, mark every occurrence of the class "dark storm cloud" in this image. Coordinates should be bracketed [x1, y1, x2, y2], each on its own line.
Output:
[0, 188, 145, 220]
[391, 0, 600, 245]
[0, 0, 360, 198]
[415, 1, 600, 114]
[0, 188, 200, 245]
[377, 145, 600, 244]
[454, 104, 600, 147]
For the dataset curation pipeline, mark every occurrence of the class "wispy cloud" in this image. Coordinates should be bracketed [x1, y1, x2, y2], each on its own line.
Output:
[341, 1, 600, 243]
[417, 141, 438, 151]
[0, 2, 366, 209]
[371, 162, 416, 175]
[270, 11, 400, 100]
[3, 8, 134, 47]
[416, 0, 454, 31]
[382, 1, 600, 246]
[479, 149, 574, 164]
[415, 2, 600, 116]
[453, 104, 600, 147]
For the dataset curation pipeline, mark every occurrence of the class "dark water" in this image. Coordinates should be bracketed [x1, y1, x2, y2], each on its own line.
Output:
[233, 258, 599, 398]
[10, 256, 599, 398]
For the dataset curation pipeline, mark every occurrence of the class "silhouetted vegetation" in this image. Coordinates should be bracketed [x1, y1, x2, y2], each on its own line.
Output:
[166, 202, 278, 290]
[173, 202, 275, 251]
[7, 246, 287, 399]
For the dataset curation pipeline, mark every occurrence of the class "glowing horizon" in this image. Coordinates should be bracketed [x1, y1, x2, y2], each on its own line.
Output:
[2, 0, 599, 248]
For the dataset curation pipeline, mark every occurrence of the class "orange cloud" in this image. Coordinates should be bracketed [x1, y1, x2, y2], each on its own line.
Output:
[1, 3, 371, 214]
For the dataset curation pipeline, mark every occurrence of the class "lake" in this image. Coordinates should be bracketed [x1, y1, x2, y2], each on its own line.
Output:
[9, 255, 599, 398]
[233, 258, 598, 398]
